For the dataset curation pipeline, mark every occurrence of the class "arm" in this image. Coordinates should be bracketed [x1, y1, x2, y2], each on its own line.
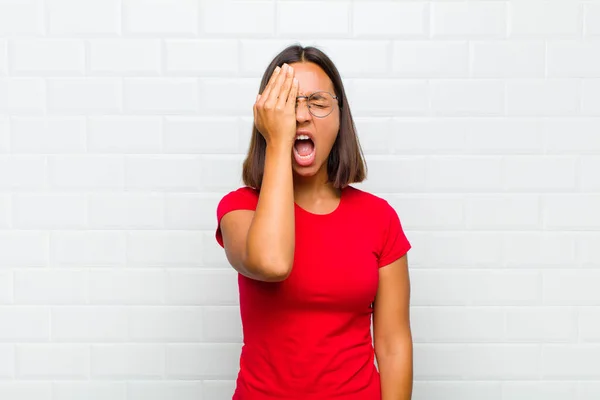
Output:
[220, 64, 298, 282]
[220, 142, 294, 282]
[373, 254, 413, 400]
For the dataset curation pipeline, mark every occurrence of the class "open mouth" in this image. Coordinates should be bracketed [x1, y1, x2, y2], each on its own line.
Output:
[293, 134, 316, 166]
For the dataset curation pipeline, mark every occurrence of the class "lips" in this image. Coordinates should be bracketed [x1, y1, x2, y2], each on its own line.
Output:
[293, 130, 316, 167]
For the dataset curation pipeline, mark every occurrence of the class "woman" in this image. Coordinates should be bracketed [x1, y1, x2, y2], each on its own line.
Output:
[215, 44, 413, 400]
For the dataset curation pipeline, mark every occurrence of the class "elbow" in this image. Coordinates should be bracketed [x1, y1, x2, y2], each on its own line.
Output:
[243, 252, 293, 282]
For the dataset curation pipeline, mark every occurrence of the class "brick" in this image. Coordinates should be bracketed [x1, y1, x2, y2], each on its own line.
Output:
[48, 155, 125, 190]
[51, 306, 128, 341]
[471, 41, 545, 78]
[0, 78, 45, 115]
[88, 269, 164, 305]
[166, 40, 238, 76]
[577, 233, 600, 267]
[317, 40, 391, 77]
[53, 382, 126, 400]
[199, 78, 260, 115]
[47, 0, 120, 35]
[504, 156, 578, 191]
[0, 0, 44, 36]
[585, 4, 600, 37]
[87, 117, 162, 153]
[0, 307, 49, 341]
[465, 195, 540, 230]
[47, 78, 121, 115]
[11, 117, 86, 154]
[128, 381, 202, 400]
[430, 80, 504, 116]
[578, 307, 600, 342]
[127, 231, 204, 267]
[506, 79, 579, 116]
[12, 194, 86, 229]
[544, 119, 600, 153]
[200, 155, 245, 191]
[203, 306, 243, 343]
[124, 0, 198, 35]
[582, 79, 600, 115]
[548, 41, 600, 77]
[11, 39, 84, 75]
[17, 344, 89, 379]
[239, 39, 295, 76]
[506, 307, 577, 342]
[504, 232, 577, 267]
[91, 344, 164, 378]
[278, 2, 350, 37]
[0, 117, 8, 153]
[387, 194, 464, 230]
[502, 382, 576, 400]
[128, 307, 203, 342]
[392, 41, 468, 77]
[509, 0, 581, 37]
[0, 156, 45, 190]
[0, 232, 47, 267]
[543, 195, 600, 229]
[124, 78, 198, 114]
[166, 270, 239, 305]
[164, 117, 240, 154]
[581, 156, 600, 191]
[542, 345, 600, 378]
[432, 2, 507, 38]
[348, 79, 428, 116]
[353, 2, 427, 37]
[14, 269, 87, 304]
[89, 39, 161, 75]
[166, 343, 241, 379]
[411, 269, 540, 306]
[165, 193, 219, 230]
[543, 270, 600, 305]
[125, 155, 203, 191]
[425, 156, 503, 191]
[201, 0, 275, 36]
[413, 381, 501, 400]
[411, 307, 504, 343]
[358, 156, 426, 192]
[417, 232, 503, 267]
[88, 193, 164, 229]
[50, 231, 126, 267]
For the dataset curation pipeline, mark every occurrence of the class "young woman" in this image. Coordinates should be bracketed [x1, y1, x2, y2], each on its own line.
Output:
[215, 45, 413, 400]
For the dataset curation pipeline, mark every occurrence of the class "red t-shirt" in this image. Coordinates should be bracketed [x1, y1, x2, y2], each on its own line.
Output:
[215, 185, 411, 400]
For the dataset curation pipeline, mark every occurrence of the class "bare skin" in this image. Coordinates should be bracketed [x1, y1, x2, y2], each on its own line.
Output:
[219, 61, 341, 282]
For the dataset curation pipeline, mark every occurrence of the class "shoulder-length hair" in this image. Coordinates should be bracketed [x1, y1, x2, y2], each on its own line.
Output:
[242, 44, 367, 190]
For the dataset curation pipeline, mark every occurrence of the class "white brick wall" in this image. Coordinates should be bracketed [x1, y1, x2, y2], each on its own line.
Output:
[0, 0, 598, 399]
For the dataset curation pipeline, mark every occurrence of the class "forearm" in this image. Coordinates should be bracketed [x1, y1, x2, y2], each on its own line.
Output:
[377, 338, 413, 400]
[246, 142, 295, 279]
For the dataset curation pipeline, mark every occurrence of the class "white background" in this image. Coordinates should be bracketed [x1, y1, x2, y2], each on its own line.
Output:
[0, 0, 599, 399]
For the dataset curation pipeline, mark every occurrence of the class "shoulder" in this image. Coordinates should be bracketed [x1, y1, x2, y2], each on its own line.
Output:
[216, 186, 260, 219]
[345, 185, 394, 213]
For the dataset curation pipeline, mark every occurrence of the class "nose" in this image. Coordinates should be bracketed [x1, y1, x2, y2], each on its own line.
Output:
[295, 98, 312, 123]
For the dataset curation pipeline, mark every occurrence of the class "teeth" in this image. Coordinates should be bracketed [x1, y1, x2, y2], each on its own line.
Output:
[295, 134, 310, 140]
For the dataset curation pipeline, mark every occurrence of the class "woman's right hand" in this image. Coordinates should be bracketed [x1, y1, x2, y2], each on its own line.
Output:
[253, 63, 298, 148]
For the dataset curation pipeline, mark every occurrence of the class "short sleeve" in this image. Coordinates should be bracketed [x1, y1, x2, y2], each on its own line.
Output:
[377, 201, 411, 268]
[215, 186, 259, 248]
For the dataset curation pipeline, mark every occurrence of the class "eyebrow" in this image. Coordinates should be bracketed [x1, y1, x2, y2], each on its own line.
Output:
[297, 91, 326, 97]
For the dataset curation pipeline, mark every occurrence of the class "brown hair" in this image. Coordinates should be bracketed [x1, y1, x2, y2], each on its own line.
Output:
[242, 44, 367, 189]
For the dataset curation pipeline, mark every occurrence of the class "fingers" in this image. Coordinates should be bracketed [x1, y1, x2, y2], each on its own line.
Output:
[265, 64, 290, 107]
[276, 65, 295, 110]
[259, 66, 280, 101]
[287, 77, 298, 110]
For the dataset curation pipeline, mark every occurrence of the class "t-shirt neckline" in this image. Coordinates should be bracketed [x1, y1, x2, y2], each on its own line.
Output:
[294, 186, 347, 217]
